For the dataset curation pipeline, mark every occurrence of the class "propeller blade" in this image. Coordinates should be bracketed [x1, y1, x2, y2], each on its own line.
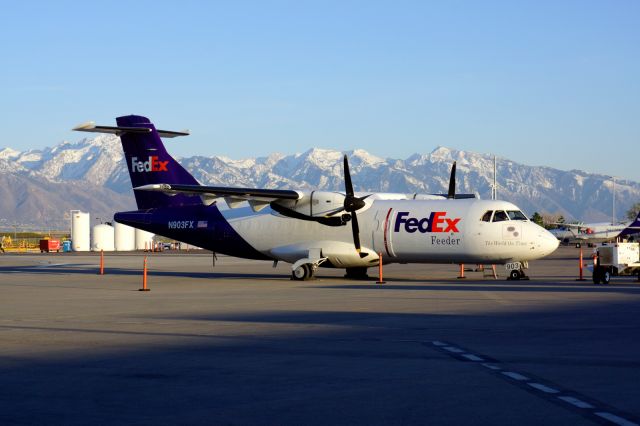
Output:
[351, 211, 361, 252]
[447, 161, 457, 199]
[344, 155, 354, 196]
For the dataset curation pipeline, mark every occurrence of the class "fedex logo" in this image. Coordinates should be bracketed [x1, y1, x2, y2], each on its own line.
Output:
[131, 156, 168, 173]
[394, 211, 460, 233]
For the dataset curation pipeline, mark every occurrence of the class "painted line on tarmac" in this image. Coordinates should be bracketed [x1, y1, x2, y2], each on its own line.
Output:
[595, 412, 639, 426]
[428, 340, 639, 426]
[528, 383, 559, 394]
[502, 371, 529, 381]
[461, 353, 484, 362]
[558, 396, 593, 409]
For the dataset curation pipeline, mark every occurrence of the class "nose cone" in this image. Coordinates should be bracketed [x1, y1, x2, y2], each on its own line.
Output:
[538, 227, 560, 257]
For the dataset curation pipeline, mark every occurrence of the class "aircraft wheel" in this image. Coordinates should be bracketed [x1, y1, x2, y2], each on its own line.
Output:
[344, 267, 369, 280]
[592, 267, 602, 284]
[575, 243, 581, 248]
[292, 264, 312, 281]
[602, 269, 611, 285]
[509, 270, 521, 280]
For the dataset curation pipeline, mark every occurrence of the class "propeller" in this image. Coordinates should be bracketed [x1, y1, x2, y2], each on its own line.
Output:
[270, 155, 369, 257]
[447, 161, 457, 199]
[343, 155, 368, 257]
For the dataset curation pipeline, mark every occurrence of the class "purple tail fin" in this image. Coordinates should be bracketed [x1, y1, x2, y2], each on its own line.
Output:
[116, 115, 202, 209]
[619, 211, 640, 238]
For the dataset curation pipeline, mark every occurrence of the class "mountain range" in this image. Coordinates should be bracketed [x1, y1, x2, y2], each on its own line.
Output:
[1, 135, 638, 230]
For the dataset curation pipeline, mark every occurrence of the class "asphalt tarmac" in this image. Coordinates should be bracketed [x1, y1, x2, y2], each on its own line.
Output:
[1, 246, 639, 425]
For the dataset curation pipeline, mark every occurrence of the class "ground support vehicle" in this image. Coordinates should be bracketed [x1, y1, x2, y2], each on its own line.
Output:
[590, 243, 640, 284]
[39, 239, 61, 253]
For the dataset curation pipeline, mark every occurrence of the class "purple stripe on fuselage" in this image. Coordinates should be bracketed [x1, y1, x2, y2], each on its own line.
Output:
[114, 204, 270, 260]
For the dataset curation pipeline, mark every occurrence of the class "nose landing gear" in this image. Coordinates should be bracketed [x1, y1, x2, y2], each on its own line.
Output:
[506, 261, 530, 281]
[508, 269, 529, 280]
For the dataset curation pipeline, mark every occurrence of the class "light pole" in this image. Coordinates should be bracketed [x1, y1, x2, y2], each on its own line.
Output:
[610, 176, 616, 225]
[491, 155, 498, 200]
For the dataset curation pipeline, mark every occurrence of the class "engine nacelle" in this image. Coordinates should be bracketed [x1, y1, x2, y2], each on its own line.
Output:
[308, 191, 346, 217]
[274, 191, 346, 217]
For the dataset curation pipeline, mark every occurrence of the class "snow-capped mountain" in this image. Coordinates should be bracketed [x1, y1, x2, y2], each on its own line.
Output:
[1, 136, 638, 229]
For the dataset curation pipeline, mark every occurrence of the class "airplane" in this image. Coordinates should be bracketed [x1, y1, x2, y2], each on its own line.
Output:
[549, 214, 640, 247]
[73, 115, 559, 281]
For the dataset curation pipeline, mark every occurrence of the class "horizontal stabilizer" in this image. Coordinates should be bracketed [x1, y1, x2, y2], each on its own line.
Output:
[73, 121, 190, 138]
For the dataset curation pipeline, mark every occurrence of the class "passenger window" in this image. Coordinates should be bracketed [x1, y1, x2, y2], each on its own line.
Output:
[507, 210, 528, 221]
[481, 211, 493, 222]
[492, 210, 509, 222]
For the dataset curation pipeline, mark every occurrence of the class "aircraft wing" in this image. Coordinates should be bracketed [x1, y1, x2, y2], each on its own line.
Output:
[135, 183, 303, 210]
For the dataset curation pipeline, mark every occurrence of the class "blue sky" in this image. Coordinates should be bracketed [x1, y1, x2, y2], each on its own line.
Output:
[2, 1, 639, 180]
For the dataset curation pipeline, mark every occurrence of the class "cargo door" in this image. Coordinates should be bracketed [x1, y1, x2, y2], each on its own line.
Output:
[372, 207, 396, 259]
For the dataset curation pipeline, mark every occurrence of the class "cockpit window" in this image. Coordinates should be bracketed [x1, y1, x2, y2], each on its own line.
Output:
[507, 210, 528, 221]
[492, 210, 509, 222]
[481, 210, 493, 222]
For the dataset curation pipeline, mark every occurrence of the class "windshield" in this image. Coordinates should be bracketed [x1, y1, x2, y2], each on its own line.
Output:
[481, 211, 493, 222]
[507, 210, 528, 221]
[492, 210, 509, 222]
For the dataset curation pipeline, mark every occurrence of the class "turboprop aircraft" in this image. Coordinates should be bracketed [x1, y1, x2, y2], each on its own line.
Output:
[549, 215, 640, 247]
[73, 115, 559, 281]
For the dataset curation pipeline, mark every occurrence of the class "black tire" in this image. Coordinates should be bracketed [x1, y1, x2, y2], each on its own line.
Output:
[292, 265, 309, 281]
[304, 264, 315, 279]
[602, 269, 611, 285]
[344, 267, 370, 280]
[575, 243, 581, 248]
[592, 267, 601, 284]
[509, 270, 521, 280]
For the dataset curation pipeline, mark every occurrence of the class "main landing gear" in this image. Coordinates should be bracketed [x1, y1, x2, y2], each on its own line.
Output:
[291, 249, 327, 281]
[343, 267, 369, 280]
[292, 263, 316, 281]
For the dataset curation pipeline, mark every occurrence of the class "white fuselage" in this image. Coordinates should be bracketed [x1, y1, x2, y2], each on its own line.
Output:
[550, 223, 626, 244]
[225, 198, 559, 268]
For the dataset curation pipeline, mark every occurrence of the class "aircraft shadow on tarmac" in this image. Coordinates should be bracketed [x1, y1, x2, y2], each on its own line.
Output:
[312, 283, 640, 294]
[0, 265, 285, 280]
[1, 299, 640, 425]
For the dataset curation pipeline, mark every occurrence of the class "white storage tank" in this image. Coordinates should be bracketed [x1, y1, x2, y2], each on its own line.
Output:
[135, 229, 155, 250]
[114, 222, 136, 251]
[71, 211, 90, 252]
[92, 224, 115, 251]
